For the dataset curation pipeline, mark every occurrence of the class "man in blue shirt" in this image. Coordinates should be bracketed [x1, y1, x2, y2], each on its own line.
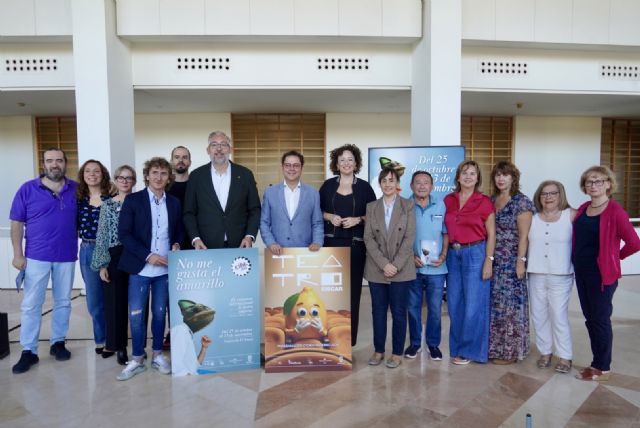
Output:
[10, 148, 78, 374]
[405, 171, 448, 361]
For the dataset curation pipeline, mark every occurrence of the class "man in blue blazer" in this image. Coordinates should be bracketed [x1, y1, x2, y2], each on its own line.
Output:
[260, 150, 323, 255]
[117, 157, 183, 381]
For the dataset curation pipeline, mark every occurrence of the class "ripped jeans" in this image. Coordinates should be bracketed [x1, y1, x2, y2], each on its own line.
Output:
[128, 274, 168, 358]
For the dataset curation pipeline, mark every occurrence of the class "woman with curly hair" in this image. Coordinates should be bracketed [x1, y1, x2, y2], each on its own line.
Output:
[319, 144, 376, 346]
[76, 159, 113, 357]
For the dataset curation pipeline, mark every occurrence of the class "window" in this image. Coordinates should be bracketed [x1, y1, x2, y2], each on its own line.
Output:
[35, 117, 79, 180]
[231, 114, 326, 196]
[601, 119, 640, 218]
[461, 116, 513, 195]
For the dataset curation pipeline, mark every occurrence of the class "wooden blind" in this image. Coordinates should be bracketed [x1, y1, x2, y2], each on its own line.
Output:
[461, 116, 513, 195]
[231, 114, 326, 196]
[35, 117, 79, 180]
[601, 119, 640, 218]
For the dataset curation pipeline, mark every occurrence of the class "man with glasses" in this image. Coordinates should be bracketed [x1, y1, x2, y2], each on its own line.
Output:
[10, 148, 78, 374]
[184, 131, 261, 249]
[260, 150, 323, 255]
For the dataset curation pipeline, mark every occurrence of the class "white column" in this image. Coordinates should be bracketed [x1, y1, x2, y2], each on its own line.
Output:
[411, 0, 462, 146]
[71, 0, 135, 171]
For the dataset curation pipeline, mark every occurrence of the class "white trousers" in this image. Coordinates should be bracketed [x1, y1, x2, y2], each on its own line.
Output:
[528, 273, 573, 360]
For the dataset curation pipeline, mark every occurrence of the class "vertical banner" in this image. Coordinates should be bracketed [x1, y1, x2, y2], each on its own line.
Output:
[168, 249, 260, 376]
[368, 146, 466, 200]
[264, 247, 351, 373]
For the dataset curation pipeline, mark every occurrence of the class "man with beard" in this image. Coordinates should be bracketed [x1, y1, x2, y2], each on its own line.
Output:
[10, 148, 78, 374]
[167, 146, 191, 206]
[184, 131, 261, 249]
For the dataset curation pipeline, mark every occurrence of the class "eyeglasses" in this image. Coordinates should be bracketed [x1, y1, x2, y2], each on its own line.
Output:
[585, 179, 608, 188]
[283, 163, 302, 170]
[540, 191, 559, 198]
[115, 176, 134, 183]
[209, 142, 230, 150]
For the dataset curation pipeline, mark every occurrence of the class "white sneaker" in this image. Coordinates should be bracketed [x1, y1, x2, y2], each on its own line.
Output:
[116, 360, 146, 381]
[152, 354, 171, 375]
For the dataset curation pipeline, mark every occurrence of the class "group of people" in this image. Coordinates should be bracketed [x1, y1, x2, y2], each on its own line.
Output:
[9, 134, 640, 384]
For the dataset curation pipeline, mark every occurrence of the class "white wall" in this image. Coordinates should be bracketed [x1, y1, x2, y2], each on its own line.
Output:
[133, 112, 231, 186]
[0, 116, 35, 228]
[326, 113, 411, 180]
[462, 0, 640, 46]
[513, 116, 601, 208]
[116, 0, 421, 38]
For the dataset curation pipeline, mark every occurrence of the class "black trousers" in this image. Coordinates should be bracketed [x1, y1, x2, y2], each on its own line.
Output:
[103, 245, 129, 351]
[575, 268, 618, 371]
[325, 238, 366, 346]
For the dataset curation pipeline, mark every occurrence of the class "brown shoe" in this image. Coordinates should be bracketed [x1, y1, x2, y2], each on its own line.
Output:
[491, 358, 516, 365]
[537, 354, 552, 369]
[554, 359, 572, 374]
[576, 366, 610, 381]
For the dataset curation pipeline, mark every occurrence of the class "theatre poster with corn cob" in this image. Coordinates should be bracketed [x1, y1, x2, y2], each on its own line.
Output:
[264, 247, 351, 373]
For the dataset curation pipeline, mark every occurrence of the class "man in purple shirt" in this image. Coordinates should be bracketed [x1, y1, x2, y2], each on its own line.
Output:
[10, 148, 78, 374]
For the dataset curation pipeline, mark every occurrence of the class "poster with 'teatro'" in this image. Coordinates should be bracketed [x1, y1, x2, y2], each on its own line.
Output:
[264, 247, 351, 373]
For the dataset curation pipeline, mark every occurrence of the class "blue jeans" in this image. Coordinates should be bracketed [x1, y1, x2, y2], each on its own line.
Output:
[369, 281, 410, 356]
[446, 243, 490, 363]
[407, 273, 446, 348]
[128, 274, 168, 358]
[20, 259, 75, 353]
[79, 242, 106, 345]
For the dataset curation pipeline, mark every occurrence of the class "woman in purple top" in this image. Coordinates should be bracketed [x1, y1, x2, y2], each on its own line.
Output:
[77, 160, 112, 357]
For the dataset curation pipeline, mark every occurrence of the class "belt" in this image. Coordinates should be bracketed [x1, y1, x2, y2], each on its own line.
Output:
[450, 240, 484, 250]
[81, 239, 96, 244]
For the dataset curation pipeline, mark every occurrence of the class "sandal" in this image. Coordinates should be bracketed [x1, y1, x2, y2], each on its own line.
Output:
[554, 359, 571, 374]
[537, 354, 552, 369]
[576, 366, 610, 381]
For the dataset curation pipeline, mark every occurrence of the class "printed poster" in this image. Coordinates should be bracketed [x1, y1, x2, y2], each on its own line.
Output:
[368, 146, 466, 200]
[264, 247, 351, 373]
[168, 248, 260, 376]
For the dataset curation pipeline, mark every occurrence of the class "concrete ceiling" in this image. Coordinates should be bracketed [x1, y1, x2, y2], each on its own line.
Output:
[1, 87, 639, 117]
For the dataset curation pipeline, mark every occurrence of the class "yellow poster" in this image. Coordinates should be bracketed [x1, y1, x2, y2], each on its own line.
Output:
[264, 247, 351, 372]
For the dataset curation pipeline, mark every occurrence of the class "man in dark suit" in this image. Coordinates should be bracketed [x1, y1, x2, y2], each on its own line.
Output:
[117, 157, 183, 381]
[183, 131, 261, 249]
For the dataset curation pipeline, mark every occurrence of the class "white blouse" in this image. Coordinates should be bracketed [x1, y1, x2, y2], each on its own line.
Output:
[527, 208, 574, 275]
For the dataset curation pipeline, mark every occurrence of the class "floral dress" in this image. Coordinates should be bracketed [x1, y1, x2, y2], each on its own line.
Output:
[488, 192, 535, 361]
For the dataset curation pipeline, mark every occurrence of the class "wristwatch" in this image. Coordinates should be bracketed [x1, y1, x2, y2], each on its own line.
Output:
[519, 256, 527, 262]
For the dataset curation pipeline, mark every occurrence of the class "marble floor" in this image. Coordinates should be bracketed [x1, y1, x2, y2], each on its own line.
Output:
[1, 277, 639, 428]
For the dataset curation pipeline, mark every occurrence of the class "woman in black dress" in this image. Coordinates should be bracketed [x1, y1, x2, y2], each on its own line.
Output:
[319, 144, 376, 346]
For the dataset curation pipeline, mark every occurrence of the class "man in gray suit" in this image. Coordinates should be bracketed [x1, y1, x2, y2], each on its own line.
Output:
[183, 131, 261, 249]
[260, 150, 323, 255]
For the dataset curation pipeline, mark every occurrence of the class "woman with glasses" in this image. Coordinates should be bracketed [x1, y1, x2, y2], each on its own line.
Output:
[77, 160, 112, 357]
[528, 181, 575, 373]
[319, 144, 376, 346]
[444, 160, 495, 365]
[573, 166, 640, 381]
[488, 161, 534, 365]
[91, 165, 137, 365]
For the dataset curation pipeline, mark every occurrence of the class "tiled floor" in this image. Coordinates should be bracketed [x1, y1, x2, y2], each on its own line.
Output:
[1, 277, 639, 428]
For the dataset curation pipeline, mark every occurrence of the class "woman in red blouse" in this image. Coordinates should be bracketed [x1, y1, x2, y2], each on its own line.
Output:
[444, 160, 496, 364]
